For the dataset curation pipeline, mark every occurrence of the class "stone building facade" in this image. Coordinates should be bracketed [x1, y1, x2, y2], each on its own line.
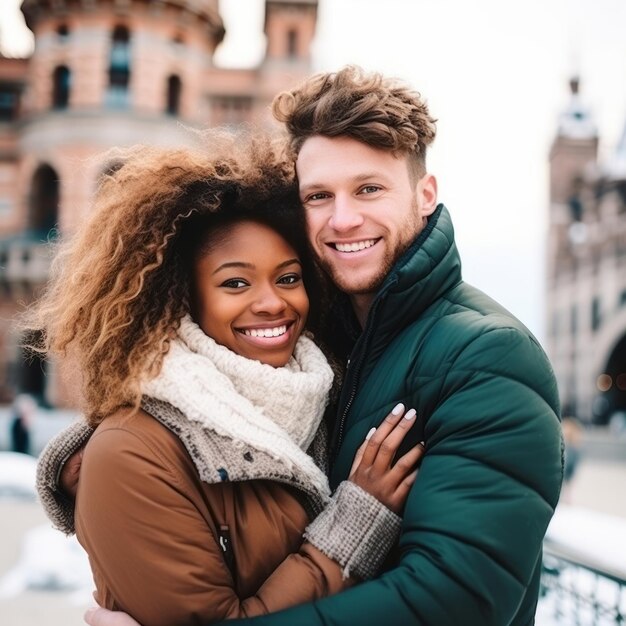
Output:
[0, 0, 317, 406]
[547, 78, 626, 426]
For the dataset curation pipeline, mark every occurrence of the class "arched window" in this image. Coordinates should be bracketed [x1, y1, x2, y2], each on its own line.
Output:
[29, 163, 60, 238]
[107, 25, 131, 108]
[52, 66, 71, 109]
[166, 75, 182, 116]
[287, 29, 298, 58]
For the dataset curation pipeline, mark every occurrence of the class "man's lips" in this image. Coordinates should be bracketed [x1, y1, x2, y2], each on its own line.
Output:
[327, 238, 381, 253]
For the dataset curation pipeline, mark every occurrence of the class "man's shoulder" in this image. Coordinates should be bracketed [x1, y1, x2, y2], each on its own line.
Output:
[418, 281, 532, 342]
[399, 281, 550, 379]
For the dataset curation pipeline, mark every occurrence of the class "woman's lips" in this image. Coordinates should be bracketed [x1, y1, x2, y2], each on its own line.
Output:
[235, 321, 296, 349]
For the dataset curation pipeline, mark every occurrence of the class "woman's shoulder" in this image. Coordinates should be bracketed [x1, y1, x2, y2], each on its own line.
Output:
[86, 407, 193, 476]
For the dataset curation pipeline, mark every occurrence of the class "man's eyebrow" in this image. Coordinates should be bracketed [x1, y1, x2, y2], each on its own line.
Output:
[299, 182, 326, 194]
[352, 172, 391, 183]
[299, 172, 390, 194]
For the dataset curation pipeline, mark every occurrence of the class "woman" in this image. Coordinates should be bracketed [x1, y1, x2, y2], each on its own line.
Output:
[32, 135, 423, 626]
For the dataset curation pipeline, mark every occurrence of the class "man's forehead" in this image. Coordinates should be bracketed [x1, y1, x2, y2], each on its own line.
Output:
[298, 133, 407, 172]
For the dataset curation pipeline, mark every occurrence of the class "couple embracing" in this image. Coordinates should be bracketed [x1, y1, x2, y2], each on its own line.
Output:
[32, 66, 563, 626]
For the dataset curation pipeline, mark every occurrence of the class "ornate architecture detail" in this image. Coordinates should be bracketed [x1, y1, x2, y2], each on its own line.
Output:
[547, 78, 626, 428]
[0, 0, 317, 405]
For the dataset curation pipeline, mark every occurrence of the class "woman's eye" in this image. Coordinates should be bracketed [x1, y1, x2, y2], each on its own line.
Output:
[278, 273, 302, 285]
[221, 279, 248, 289]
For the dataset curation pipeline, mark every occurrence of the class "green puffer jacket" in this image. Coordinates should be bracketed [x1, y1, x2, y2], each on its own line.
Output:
[227, 204, 563, 626]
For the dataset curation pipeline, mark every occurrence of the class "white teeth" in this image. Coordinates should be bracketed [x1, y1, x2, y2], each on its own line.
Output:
[335, 239, 377, 253]
[243, 325, 287, 338]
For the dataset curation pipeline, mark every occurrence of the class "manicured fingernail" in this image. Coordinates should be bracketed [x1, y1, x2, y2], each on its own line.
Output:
[404, 408, 417, 420]
[366, 427, 376, 440]
[391, 403, 404, 416]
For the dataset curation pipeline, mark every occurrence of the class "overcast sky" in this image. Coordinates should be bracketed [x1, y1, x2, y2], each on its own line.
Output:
[1, 0, 626, 342]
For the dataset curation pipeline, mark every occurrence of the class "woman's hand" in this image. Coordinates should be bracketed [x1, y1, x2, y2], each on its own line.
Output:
[60, 445, 85, 499]
[85, 607, 140, 626]
[349, 403, 425, 514]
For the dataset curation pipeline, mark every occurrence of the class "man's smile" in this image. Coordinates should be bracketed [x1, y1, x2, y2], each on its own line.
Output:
[329, 238, 381, 253]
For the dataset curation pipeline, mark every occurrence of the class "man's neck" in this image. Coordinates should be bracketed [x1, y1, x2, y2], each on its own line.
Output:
[350, 293, 376, 329]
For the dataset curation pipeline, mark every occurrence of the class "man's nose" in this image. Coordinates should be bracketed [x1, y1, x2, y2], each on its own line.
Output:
[250, 284, 287, 315]
[328, 194, 364, 232]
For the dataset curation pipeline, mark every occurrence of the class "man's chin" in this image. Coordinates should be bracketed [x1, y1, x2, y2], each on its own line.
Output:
[329, 272, 385, 296]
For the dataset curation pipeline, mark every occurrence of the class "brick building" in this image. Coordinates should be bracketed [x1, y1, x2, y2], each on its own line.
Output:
[0, 0, 317, 406]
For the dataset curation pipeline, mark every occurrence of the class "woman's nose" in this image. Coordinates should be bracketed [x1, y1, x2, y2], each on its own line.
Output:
[250, 285, 287, 315]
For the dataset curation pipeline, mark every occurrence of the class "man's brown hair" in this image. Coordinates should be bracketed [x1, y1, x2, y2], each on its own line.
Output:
[272, 65, 437, 180]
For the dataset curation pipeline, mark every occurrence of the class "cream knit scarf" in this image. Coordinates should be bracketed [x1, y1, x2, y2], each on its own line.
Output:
[143, 315, 334, 499]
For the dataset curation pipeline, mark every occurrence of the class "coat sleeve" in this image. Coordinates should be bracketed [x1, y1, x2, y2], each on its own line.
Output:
[76, 424, 358, 626]
[221, 327, 563, 626]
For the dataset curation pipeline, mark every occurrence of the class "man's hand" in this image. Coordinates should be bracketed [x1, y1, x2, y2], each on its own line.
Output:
[85, 607, 140, 626]
[349, 403, 425, 514]
[60, 445, 85, 499]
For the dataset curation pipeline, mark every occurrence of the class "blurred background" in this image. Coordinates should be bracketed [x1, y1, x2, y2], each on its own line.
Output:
[0, 0, 624, 624]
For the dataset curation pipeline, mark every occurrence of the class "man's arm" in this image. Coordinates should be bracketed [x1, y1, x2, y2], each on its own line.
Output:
[222, 326, 563, 626]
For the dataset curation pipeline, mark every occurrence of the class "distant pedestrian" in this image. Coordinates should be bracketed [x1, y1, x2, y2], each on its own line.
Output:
[561, 415, 583, 503]
[10, 394, 36, 455]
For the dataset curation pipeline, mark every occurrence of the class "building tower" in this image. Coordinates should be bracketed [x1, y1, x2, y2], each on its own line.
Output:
[547, 77, 626, 426]
[257, 0, 318, 125]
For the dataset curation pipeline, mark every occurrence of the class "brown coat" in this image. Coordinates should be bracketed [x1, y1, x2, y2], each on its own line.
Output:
[75, 408, 352, 626]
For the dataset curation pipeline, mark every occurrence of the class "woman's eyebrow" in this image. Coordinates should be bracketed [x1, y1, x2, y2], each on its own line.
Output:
[276, 258, 301, 270]
[212, 261, 255, 275]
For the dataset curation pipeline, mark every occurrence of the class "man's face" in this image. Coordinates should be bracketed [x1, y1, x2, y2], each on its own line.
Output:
[296, 135, 437, 296]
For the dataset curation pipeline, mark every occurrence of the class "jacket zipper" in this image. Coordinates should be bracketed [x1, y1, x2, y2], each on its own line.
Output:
[332, 296, 384, 461]
[218, 524, 236, 581]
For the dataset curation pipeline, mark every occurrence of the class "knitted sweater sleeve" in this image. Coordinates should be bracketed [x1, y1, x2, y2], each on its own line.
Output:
[35, 419, 94, 535]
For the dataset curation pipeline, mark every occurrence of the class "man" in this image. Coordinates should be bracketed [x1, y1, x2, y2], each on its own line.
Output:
[87, 66, 564, 625]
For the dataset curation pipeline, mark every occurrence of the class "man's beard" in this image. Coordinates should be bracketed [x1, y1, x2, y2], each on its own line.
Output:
[319, 199, 423, 295]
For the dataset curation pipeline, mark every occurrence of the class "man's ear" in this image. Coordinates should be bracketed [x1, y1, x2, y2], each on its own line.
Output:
[416, 174, 438, 217]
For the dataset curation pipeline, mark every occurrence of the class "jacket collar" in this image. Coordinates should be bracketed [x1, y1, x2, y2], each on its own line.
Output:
[339, 204, 462, 389]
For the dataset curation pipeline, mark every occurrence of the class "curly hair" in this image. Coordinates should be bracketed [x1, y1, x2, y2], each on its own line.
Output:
[23, 134, 324, 425]
[272, 65, 437, 180]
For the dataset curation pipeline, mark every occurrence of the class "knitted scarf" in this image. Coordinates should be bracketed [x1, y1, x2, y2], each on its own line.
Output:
[143, 316, 334, 498]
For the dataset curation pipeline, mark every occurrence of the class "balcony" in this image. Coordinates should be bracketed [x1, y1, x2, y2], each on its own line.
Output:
[0, 233, 55, 286]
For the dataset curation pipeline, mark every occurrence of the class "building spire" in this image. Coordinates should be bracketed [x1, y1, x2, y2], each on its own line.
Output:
[557, 76, 597, 140]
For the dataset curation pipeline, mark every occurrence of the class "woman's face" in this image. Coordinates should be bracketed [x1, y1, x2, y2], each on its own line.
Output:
[192, 220, 309, 367]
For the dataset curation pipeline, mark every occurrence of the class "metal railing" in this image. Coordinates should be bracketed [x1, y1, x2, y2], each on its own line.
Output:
[540, 539, 626, 625]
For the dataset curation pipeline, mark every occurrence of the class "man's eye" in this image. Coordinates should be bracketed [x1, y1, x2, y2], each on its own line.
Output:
[360, 185, 382, 194]
[306, 192, 330, 202]
[221, 279, 248, 289]
[278, 273, 302, 285]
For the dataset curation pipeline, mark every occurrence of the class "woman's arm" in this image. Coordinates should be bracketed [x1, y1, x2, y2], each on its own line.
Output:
[76, 409, 421, 626]
[36, 420, 93, 534]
